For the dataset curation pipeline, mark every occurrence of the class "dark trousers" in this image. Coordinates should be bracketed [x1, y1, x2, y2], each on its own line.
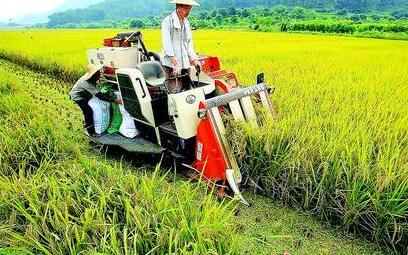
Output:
[75, 99, 95, 135]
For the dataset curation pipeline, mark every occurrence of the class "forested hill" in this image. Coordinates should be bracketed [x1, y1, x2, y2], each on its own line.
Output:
[200, 0, 404, 11]
[47, 0, 406, 27]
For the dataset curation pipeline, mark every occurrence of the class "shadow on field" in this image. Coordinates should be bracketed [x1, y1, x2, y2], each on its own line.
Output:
[87, 140, 189, 180]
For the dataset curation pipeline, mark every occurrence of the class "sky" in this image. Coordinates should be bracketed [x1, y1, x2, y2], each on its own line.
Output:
[0, 0, 65, 22]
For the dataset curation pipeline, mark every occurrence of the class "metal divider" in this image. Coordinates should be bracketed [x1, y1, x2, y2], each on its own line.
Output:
[202, 83, 275, 204]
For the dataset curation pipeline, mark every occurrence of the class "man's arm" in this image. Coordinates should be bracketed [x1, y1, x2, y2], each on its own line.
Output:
[162, 17, 181, 75]
[187, 38, 197, 62]
[188, 38, 199, 69]
[162, 18, 175, 60]
[186, 22, 199, 67]
[82, 80, 121, 104]
[186, 21, 197, 60]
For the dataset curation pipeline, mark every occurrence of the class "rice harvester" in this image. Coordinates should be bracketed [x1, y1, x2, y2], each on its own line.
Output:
[86, 31, 276, 204]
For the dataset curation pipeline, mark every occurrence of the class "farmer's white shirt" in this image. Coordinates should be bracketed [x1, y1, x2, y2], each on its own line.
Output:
[161, 10, 197, 69]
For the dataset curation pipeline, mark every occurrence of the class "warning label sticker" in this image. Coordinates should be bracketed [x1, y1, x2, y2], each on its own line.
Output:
[196, 142, 203, 161]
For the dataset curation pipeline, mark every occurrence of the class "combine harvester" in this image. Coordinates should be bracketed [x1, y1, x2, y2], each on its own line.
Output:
[86, 31, 276, 204]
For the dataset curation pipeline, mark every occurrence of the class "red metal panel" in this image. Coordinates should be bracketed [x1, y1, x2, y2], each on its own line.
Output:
[103, 38, 113, 47]
[198, 56, 221, 73]
[192, 102, 228, 181]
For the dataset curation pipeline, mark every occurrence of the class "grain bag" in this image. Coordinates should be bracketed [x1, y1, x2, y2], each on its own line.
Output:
[88, 97, 110, 134]
[115, 91, 139, 138]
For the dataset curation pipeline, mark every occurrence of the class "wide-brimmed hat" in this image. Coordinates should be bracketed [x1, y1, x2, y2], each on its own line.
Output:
[82, 63, 103, 81]
[170, 0, 200, 6]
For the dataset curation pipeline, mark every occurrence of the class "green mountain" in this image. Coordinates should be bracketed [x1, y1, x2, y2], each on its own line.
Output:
[47, 0, 407, 27]
[53, 0, 106, 12]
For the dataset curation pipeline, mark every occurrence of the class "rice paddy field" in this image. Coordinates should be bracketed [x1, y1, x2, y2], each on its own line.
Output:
[0, 54, 381, 255]
[0, 29, 407, 254]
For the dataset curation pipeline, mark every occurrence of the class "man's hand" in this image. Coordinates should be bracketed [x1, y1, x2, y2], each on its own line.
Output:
[191, 59, 201, 76]
[171, 57, 181, 76]
[190, 59, 201, 69]
[173, 63, 182, 76]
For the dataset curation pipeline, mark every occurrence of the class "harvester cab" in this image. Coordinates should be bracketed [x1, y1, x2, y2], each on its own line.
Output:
[86, 31, 276, 204]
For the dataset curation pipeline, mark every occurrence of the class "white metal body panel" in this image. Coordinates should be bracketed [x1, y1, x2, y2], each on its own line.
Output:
[168, 88, 207, 139]
[189, 66, 215, 95]
[87, 47, 139, 69]
[229, 100, 245, 121]
[240, 96, 258, 127]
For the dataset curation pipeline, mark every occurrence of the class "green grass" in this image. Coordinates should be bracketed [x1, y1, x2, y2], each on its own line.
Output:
[0, 56, 384, 255]
[0, 248, 31, 255]
[236, 192, 384, 255]
[0, 59, 236, 254]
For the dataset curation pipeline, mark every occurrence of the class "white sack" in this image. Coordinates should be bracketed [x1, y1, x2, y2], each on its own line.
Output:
[88, 97, 110, 134]
[115, 92, 139, 139]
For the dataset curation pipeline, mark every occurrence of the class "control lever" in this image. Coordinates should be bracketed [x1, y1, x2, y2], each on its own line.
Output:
[195, 64, 201, 88]
[195, 64, 201, 76]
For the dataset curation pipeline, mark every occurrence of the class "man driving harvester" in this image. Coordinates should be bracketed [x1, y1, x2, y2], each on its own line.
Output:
[161, 0, 201, 93]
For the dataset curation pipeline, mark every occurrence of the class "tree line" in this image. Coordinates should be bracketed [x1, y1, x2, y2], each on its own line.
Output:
[46, 0, 407, 28]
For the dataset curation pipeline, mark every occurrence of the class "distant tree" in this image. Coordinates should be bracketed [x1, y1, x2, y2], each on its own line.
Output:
[88, 10, 106, 21]
[228, 7, 237, 16]
[44, 0, 408, 28]
[260, 7, 270, 17]
[47, 8, 105, 28]
[350, 14, 360, 22]
[85, 22, 105, 29]
[336, 9, 348, 16]
[376, 0, 395, 11]
[358, 14, 367, 21]
[150, 19, 160, 27]
[251, 23, 260, 30]
[280, 21, 289, 31]
[63, 22, 78, 28]
[241, 9, 251, 18]
[219, 8, 228, 17]
[271, 5, 289, 16]
[111, 21, 119, 28]
[130, 19, 145, 28]
[335, 0, 369, 13]
[143, 16, 160, 27]
[391, 10, 408, 19]
[290, 6, 307, 20]
[271, 5, 290, 30]
[199, 12, 209, 20]
[215, 14, 224, 23]
[370, 14, 381, 22]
